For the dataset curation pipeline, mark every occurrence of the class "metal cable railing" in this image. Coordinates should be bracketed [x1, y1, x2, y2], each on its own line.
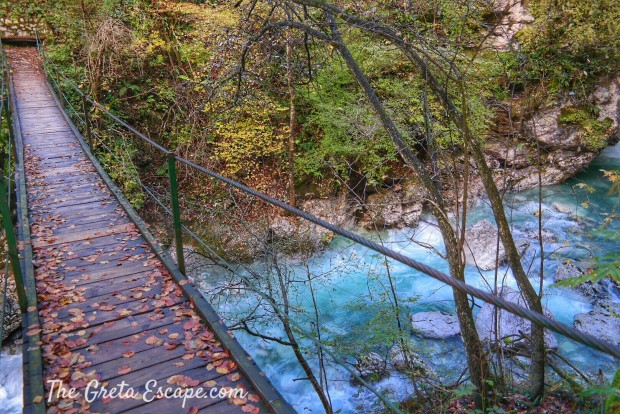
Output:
[0, 39, 7, 369]
[0, 38, 27, 370]
[33, 37, 620, 363]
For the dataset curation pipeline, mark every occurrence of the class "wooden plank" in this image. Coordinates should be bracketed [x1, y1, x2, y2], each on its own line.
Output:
[75, 306, 181, 347]
[55, 281, 170, 319]
[35, 238, 147, 264]
[35, 231, 142, 253]
[75, 321, 187, 366]
[32, 222, 133, 248]
[31, 194, 112, 210]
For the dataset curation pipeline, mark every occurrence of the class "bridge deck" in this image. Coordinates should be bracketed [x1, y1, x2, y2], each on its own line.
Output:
[8, 47, 276, 414]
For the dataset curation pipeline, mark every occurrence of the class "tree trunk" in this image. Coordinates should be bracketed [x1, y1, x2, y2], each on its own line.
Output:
[271, 255, 333, 414]
[286, 35, 296, 207]
[325, 13, 492, 406]
[308, 3, 547, 397]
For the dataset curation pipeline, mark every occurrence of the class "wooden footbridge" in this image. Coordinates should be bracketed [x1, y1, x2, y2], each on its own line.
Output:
[1, 46, 294, 414]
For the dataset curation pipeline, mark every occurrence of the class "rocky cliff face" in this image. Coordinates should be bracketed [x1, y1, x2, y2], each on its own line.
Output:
[481, 1, 620, 192]
[482, 75, 620, 193]
[487, 0, 534, 50]
[0, 15, 48, 40]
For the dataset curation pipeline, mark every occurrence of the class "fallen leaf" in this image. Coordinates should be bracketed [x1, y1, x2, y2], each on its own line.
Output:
[167, 375, 199, 388]
[228, 373, 241, 382]
[232, 396, 248, 406]
[242, 404, 260, 414]
[118, 365, 132, 375]
[183, 320, 197, 330]
[145, 336, 163, 346]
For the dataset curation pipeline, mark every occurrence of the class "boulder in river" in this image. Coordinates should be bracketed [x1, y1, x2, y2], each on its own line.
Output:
[475, 287, 559, 350]
[354, 352, 388, 381]
[411, 311, 461, 339]
[388, 344, 434, 377]
[554, 262, 620, 303]
[574, 301, 620, 346]
[464, 220, 529, 270]
[359, 181, 425, 230]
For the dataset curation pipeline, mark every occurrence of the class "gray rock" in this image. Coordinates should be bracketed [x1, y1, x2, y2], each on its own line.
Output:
[577, 279, 620, 303]
[574, 301, 620, 346]
[554, 263, 584, 283]
[464, 220, 529, 270]
[525, 105, 584, 150]
[593, 77, 620, 135]
[552, 202, 574, 215]
[554, 262, 620, 303]
[1, 275, 21, 341]
[487, 0, 534, 50]
[299, 194, 352, 244]
[354, 352, 388, 380]
[388, 344, 434, 377]
[411, 311, 461, 339]
[476, 287, 559, 350]
[269, 216, 295, 239]
[464, 220, 504, 270]
[359, 182, 425, 230]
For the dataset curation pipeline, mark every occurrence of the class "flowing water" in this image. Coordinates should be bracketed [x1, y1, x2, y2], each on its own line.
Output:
[197, 142, 620, 413]
[0, 351, 23, 414]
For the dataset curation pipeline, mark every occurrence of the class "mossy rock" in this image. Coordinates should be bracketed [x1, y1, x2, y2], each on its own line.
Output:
[558, 105, 613, 151]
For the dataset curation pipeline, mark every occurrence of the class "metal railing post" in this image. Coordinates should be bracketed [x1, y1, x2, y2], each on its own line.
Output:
[167, 152, 185, 274]
[82, 94, 93, 149]
[0, 164, 26, 312]
[55, 69, 62, 97]
[0, 59, 26, 312]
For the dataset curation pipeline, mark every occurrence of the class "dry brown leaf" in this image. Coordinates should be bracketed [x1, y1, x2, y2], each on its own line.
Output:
[118, 365, 132, 375]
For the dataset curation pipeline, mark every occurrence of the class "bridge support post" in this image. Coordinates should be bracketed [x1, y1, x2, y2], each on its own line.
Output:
[1, 76, 27, 312]
[0, 160, 27, 313]
[167, 152, 186, 275]
[82, 94, 93, 150]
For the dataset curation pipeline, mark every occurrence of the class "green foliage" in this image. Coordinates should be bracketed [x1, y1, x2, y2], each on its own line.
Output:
[606, 369, 620, 413]
[0, 0, 46, 19]
[296, 50, 396, 185]
[298, 36, 478, 186]
[96, 137, 145, 209]
[517, 0, 620, 94]
[213, 95, 287, 179]
[558, 105, 614, 150]
[556, 251, 620, 288]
